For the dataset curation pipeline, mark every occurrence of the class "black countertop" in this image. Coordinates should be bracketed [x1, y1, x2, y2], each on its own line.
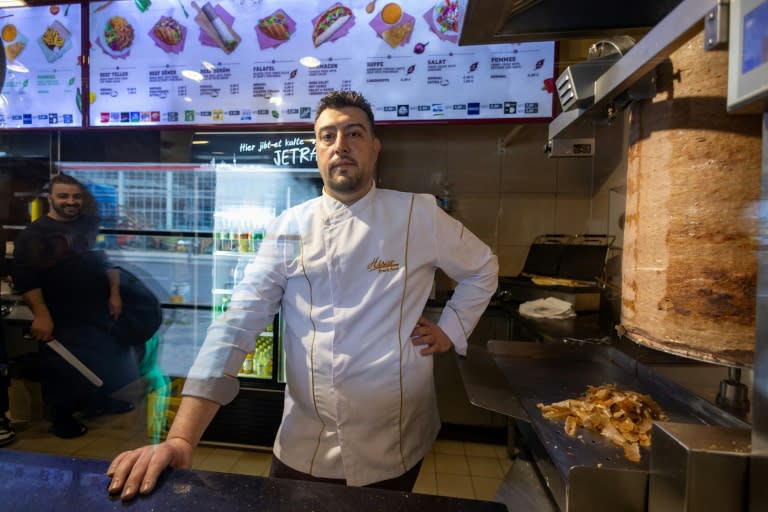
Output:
[0, 450, 506, 512]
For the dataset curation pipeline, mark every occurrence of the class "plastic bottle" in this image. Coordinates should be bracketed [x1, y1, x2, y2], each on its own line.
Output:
[232, 259, 246, 286]
[242, 353, 254, 374]
[238, 232, 251, 253]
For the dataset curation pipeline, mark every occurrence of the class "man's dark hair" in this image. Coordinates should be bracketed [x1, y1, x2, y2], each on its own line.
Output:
[49, 173, 85, 191]
[316, 91, 376, 135]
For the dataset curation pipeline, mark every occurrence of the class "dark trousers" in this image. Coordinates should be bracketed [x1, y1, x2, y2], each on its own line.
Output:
[269, 455, 423, 492]
[39, 324, 140, 419]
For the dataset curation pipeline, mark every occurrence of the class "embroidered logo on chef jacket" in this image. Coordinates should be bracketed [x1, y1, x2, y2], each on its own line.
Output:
[367, 257, 399, 273]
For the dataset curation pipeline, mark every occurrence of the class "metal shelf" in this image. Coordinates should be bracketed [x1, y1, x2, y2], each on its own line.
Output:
[548, 0, 715, 141]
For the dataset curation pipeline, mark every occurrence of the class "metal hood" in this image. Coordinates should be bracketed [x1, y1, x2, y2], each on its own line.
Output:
[459, 0, 685, 45]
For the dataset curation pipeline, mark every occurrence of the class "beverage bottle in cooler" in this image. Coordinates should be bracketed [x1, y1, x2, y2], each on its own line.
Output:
[251, 228, 264, 252]
[214, 294, 230, 315]
[217, 218, 231, 251]
[242, 352, 254, 374]
[228, 231, 238, 252]
[264, 352, 273, 378]
[238, 232, 251, 253]
[232, 259, 246, 287]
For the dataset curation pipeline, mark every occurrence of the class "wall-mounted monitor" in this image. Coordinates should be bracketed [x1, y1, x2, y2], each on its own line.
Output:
[727, 0, 768, 112]
[0, 3, 83, 128]
[86, 0, 556, 128]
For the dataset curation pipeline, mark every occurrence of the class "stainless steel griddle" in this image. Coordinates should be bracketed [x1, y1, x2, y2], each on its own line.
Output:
[461, 340, 749, 511]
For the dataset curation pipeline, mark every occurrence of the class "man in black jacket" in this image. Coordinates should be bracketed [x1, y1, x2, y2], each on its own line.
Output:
[12, 175, 137, 438]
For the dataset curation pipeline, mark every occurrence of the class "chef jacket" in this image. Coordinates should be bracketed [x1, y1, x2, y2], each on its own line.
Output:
[183, 183, 498, 486]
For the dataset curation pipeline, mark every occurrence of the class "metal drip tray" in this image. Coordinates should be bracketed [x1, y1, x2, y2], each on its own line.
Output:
[464, 341, 749, 511]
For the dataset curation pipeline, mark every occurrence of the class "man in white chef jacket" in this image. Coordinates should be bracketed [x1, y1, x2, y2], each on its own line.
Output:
[107, 91, 498, 499]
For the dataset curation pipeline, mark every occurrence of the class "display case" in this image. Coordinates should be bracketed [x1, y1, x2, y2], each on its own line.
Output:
[211, 163, 322, 386]
[54, 130, 321, 447]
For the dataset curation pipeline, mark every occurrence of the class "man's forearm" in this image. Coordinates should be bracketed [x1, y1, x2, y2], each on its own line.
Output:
[107, 268, 120, 296]
[22, 288, 51, 318]
[165, 395, 221, 448]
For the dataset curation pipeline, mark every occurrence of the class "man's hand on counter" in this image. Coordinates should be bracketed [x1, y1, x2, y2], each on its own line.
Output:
[107, 437, 194, 501]
[411, 316, 453, 355]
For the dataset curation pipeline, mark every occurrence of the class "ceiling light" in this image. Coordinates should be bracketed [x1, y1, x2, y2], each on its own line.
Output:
[6, 61, 28, 73]
[299, 56, 321, 68]
[181, 69, 204, 82]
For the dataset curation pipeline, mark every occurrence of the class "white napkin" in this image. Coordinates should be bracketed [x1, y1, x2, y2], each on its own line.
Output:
[519, 297, 576, 319]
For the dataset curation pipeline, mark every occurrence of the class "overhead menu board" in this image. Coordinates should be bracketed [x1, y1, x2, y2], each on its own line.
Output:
[87, 0, 555, 127]
[0, 4, 83, 128]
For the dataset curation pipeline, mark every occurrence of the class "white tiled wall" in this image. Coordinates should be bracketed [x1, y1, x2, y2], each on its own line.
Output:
[376, 118, 629, 278]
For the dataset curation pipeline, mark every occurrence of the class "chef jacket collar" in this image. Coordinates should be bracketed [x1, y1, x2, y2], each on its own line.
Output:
[320, 180, 376, 224]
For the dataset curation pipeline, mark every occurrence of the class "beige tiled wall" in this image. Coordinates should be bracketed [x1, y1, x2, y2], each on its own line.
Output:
[376, 118, 629, 277]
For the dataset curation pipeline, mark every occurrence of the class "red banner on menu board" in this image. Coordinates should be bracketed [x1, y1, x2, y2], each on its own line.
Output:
[0, 3, 83, 128]
[87, 0, 556, 127]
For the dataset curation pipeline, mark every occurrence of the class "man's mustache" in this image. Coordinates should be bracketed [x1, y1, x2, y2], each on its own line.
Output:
[330, 156, 357, 169]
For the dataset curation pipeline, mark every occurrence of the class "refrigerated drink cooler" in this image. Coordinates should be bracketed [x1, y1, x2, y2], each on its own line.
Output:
[65, 133, 321, 448]
[198, 159, 321, 447]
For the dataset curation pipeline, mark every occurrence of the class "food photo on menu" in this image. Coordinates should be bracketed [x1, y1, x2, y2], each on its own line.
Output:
[149, 15, 187, 53]
[97, 14, 136, 58]
[311, 3, 355, 47]
[2, 21, 27, 63]
[368, 2, 415, 49]
[424, 0, 461, 44]
[255, 9, 296, 50]
[38, 19, 73, 62]
[191, 0, 241, 54]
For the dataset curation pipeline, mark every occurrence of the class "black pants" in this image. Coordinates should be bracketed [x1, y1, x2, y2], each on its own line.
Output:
[39, 323, 140, 419]
[269, 455, 423, 492]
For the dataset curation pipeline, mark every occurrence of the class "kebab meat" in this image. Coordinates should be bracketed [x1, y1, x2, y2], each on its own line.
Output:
[537, 383, 668, 462]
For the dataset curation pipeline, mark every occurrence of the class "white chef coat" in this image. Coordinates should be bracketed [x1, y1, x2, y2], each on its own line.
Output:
[183, 183, 498, 486]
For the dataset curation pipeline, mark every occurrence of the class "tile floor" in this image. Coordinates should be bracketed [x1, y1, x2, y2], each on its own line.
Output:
[4, 392, 512, 504]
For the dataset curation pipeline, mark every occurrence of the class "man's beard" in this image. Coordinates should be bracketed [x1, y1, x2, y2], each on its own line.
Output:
[327, 172, 362, 193]
[326, 158, 363, 193]
[51, 203, 80, 220]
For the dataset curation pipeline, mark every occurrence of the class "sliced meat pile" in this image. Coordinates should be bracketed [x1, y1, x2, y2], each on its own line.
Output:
[537, 383, 668, 462]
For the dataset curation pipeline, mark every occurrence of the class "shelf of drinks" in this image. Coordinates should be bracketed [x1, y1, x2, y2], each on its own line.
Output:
[213, 250, 257, 258]
[237, 370, 273, 380]
[213, 232, 264, 254]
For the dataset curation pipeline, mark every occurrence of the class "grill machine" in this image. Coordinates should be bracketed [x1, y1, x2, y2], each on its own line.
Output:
[459, 0, 767, 510]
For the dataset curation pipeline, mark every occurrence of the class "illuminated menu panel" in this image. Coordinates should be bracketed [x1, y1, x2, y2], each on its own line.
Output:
[87, 0, 555, 127]
[0, 3, 83, 128]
